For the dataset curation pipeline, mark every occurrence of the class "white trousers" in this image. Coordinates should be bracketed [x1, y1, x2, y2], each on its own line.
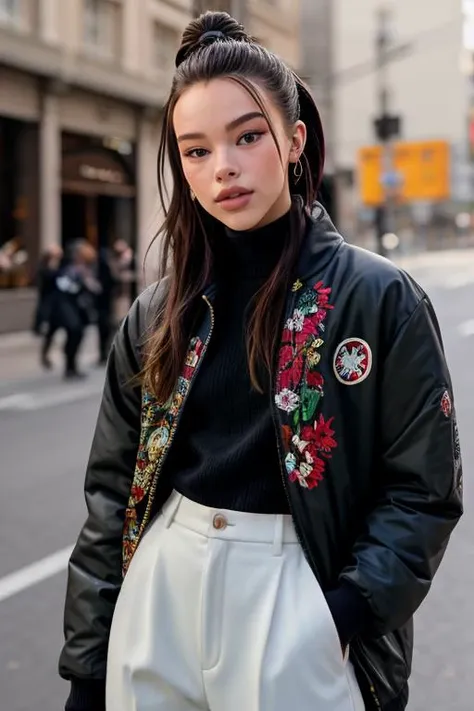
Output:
[107, 491, 365, 711]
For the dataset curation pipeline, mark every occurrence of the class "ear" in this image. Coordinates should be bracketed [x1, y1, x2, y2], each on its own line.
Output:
[289, 120, 307, 164]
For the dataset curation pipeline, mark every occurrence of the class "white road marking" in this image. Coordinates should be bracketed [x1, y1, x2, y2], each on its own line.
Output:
[0, 545, 74, 603]
[458, 320, 474, 337]
[0, 384, 102, 412]
[0, 394, 34, 411]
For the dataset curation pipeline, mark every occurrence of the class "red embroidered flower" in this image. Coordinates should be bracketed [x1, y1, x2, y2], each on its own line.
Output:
[279, 345, 294, 369]
[182, 365, 194, 381]
[136, 453, 147, 470]
[278, 353, 304, 391]
[314, 281, 334, 310]
[305, 458, 326, 489]
[307, 370, 324, 388]
[131, 484, 145, 503]
[288, 456, 325, 489]
[301, 414, 337, 456]
[294, 316, 319, 346]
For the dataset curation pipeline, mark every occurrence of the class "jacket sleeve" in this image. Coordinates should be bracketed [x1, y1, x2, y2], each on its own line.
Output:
[340, 296, 463, 636]
[59, 296, 145, 682]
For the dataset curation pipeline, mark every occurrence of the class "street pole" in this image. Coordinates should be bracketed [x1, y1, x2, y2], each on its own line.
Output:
[374, 4, 400, 256]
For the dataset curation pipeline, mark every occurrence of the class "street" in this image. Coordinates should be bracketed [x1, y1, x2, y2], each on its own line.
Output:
[0, 250, 473, 711]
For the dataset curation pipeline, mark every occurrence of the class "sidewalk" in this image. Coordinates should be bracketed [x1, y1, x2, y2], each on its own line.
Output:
[0, 327, 100, 385]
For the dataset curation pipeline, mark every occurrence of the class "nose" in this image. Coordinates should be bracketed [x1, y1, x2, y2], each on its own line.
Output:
[214, 150, 240, 183]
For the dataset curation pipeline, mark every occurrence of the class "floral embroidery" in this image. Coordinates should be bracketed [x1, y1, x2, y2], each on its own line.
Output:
[275, 388, 300, 413]
[275, 281, 337, 489]
[122, 336, 204, 575]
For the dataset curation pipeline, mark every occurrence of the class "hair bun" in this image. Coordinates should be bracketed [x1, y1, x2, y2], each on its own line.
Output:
[175, 11, 252, 68]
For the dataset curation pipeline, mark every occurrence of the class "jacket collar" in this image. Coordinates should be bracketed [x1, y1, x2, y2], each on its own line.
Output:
[296, 203, 344, 283]
[203, 202, 343, 300]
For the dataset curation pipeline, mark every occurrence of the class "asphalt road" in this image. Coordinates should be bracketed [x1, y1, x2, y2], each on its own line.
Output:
[0, 250, 473, 711]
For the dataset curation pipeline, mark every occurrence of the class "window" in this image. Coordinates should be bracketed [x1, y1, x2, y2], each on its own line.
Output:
[83, 0, 121, 60]
[152, 22, 179, 73]
[0, 0, 21, 27]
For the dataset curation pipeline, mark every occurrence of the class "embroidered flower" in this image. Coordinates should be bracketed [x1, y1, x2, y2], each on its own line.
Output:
[307, 370, 324, 388]
[285, 308, 305, 332]
[289, 457, 325, 489]
[294, 315, 321, 346]
[285, 452, 297, 475]
[278, 353, 304, 392]
[275, 388, 300, 413]
[183, 337, 204, 381]
[130, 484, 145, 504]
[301, 415, 337, 456]
[314, 281, 333, 310]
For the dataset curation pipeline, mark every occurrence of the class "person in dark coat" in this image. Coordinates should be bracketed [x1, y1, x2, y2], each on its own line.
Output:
[96, 247, 120, 365]
[49, 240, 101, 379]
[33, 245, 63, 369]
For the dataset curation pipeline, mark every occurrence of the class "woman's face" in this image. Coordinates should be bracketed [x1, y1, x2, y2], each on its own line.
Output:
[173, 78, 306, 231]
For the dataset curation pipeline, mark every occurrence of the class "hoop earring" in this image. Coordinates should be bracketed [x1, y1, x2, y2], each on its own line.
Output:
[190, 188, 196, 201]
[293, 159, 303, 184]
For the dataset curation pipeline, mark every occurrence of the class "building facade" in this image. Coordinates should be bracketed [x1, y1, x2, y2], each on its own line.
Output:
[0, 0, 197, 331]
[193, 0, 301, 70]
[299, 0, 333, 170]
[0, 0, 302, 332]
[332, 0, 472, 243]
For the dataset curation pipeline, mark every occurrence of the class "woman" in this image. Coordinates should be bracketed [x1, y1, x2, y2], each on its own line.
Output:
[59, 12, 462, 711]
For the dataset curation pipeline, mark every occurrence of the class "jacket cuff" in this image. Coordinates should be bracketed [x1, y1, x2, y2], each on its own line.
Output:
[325, 581, 372, 647]
[65, 678, 106, 711]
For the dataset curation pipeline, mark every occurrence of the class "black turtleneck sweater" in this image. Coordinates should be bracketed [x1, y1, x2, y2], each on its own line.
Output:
[165, 211, 291, 513]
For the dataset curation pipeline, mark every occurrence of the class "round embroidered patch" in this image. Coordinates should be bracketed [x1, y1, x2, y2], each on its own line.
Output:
[440, 390, 452, 418]
[333, 338, 372, 385]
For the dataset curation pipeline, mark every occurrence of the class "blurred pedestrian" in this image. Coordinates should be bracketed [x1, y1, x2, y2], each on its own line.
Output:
[59, 11, 463, 711]
[50, 240, 101, 379]
[32, 244, 63, 369]
[112, 238, 136, 323]
[96, 246, 120, 365]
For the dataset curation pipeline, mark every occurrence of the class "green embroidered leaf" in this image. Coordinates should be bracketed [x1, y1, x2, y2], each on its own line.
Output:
[293, 407, 300, 430]
[301, 386, 321, 422]
[295, 289, 315, 312]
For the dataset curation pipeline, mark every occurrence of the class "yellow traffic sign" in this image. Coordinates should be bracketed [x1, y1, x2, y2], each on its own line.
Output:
[358, 140, 450, 205]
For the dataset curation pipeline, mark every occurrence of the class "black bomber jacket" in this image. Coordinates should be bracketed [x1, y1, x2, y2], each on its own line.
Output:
[59, 205, 463, 711]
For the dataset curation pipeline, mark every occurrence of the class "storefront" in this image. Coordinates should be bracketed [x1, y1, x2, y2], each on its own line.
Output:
[0, 115, 39, 288]
[61, 132, 136, 254]
[0, 68, 157, 334]
[0, 114, 40, 331]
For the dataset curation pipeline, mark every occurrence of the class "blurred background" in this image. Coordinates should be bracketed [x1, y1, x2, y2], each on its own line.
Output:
[0, 1, 473, 710]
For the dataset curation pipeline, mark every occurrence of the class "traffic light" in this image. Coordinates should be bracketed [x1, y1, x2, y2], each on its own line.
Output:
[373, 114, 401, 141]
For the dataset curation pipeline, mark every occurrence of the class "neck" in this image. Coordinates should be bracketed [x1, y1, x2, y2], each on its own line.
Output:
[249, 193, 292, 231]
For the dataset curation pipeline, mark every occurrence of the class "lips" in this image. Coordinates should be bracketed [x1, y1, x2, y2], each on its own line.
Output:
[215, 187, 253, 203]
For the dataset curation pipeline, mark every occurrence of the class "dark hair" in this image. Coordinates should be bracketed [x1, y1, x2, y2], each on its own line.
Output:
[142, 11, 325, 402]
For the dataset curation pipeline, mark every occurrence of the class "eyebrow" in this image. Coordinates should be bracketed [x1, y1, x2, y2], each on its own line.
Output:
[176, 111, 265, 143]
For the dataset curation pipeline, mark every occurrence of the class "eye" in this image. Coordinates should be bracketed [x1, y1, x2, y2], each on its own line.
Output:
[237, 131, 264, 146]
[184, 148, 209, 159]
